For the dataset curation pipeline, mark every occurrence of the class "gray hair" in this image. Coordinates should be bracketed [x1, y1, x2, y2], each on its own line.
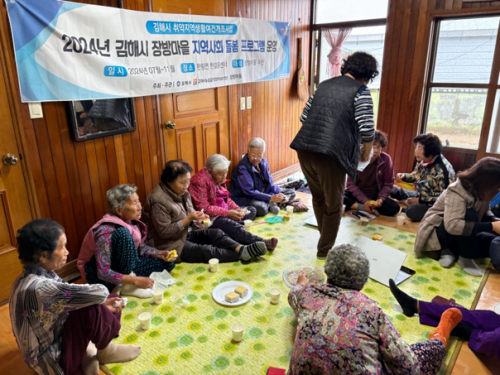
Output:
[107, 184, 138, 214]
[324, 244, 370, 291]
[206, 154, 231, 172]
[248, 137, 266, 152]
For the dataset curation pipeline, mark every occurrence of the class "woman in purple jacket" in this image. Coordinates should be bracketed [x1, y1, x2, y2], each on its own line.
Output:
[343, 130, 400, 217]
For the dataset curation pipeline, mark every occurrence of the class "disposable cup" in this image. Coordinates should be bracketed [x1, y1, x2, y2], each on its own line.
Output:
[138, 312, 152, 330]
[494, 303, 500, 315]
[231, 323, 245, 342]
[303, 266, 313, 279]
[209, 258, 219, 272]
[286, 205, 294, 215]
[270, 288, 281, 304]
[314, 266, 324, 281]
[244, 219, 253, 230]
[397, 215, 405, 226]
[342, 204, 346, 215]
[153, 289, 164, 304]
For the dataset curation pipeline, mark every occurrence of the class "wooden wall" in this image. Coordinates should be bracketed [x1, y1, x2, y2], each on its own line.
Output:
[227, 0, 311, 181]
[377, 0, 500, 174]
[0, 0, 312, 263]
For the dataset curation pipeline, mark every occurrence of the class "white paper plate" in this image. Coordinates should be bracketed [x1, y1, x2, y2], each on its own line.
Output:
[212, 281, 253, 306]
[494, 302, 500, 315]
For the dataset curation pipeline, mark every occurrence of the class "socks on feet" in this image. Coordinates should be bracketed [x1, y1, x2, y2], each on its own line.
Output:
[81, 342, 99, 375]
[451, 323, 474, 341]
[429, 308, 463, 346]
[263, 237, 278, 251]
[96, 342, 141, 364]
[269, 203, 280, 215]
[457, 257, 483, 277]
[389, 279, 418, 317]
[240, 242, 267, 261]
[120, 284, 154, 299]
[439, 248, 455, 268]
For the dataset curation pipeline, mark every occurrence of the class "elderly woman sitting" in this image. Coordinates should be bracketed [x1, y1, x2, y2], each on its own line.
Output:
[143, 160, 268, 263]
[230, 137, 295, 217]
[10, 219, 140, 375]
[189, 154, 278, 250]
[287, 244, 462, 375]
[78, 184, 177, 298]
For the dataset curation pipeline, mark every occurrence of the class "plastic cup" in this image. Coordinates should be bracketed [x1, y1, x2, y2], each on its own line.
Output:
[270, 288, 281, 304]
[303, 266, 313, 279]
[231, 323, 245, 342]
[153, 289, 164, 304]
[244, 219, 253, 230]
[397, 215, 405, 226]
[138, 312, 152, 330]
[286, 205, 294, 215]
[209, 258, 219, 272]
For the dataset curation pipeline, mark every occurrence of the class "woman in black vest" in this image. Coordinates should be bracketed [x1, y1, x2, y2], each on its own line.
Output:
[290, 52, 378, 259]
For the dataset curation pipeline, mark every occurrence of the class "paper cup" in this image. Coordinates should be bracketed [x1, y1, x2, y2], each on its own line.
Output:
[303, 266, 313, 279]
[244, 219, 253, 230]
[153, 289, 164, 304]
[314, 266, 324, 281]
[397, 215, 405, 226]
[209, 258, 219, 272]
[121, 297, 128, 308]
[286, 205, 294, 215]
[270, 288, 281, 304]
[231, 323, 245, 342]
[138, 312, 152, 330]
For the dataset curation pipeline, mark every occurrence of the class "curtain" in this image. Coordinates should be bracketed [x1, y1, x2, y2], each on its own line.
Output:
[322, 28, 352, 78]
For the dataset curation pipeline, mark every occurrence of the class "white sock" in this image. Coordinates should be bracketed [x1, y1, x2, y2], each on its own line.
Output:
[458, 257, 483, 277]
[439, 248, 455, 268]
[96, 342, 141, 364]
[81, 342, 99, 375]
[120, 284, 154, 299]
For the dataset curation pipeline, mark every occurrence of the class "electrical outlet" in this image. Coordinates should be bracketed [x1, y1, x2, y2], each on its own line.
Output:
[28, 102, 43, 119]
[240, 97, 246, 110]
[247, 96, 252, 109]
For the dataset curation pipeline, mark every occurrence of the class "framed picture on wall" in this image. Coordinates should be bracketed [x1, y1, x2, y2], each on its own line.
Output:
[67, 98, 137, 142]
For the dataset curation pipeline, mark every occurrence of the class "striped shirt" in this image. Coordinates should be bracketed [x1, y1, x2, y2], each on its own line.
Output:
[9, 265, 109, 375]
[300, 86, 375, 143]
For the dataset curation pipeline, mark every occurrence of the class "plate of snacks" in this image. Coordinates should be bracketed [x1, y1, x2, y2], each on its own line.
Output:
[212, 281, 254, 306]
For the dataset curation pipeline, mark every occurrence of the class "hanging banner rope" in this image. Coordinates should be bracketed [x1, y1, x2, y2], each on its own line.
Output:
[5, 0, 290, 102]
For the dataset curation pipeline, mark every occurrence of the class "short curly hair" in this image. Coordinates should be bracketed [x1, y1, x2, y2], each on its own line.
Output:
[374, 130, 388, 149]
[17, 219, 64, 265]
[340, 52, 379, 83]
[413, 133, 443, 158]
[161, 160, 193, 184]
[324, 244, 370, 291]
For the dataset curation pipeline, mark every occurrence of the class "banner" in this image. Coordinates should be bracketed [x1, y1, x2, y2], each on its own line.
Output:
[5, 0, 290, 102]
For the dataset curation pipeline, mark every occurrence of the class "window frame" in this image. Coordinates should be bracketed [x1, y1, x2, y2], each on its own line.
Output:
[420, 13, 500, 156]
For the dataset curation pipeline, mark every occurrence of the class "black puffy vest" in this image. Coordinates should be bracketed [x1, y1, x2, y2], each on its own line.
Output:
[290, 75, 365, 180]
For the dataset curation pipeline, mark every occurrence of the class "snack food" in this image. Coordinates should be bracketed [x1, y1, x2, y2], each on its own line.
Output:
[166, 249, 177, 261]
[369, 200, 377, 205]
[283, 214, 291, 220]
[225, 292, 240, 303]
[372, 234, 383, 241]
[234, 285, 248, 298]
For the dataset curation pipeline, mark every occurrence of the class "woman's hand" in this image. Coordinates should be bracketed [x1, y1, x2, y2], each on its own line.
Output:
[395, 173, 405, 183]
[363, 202, 375, 214]
[492, 221, 500, 235]
[360, 142, 373, 162]
[104, 297, 124, 313]
[157, 250, 178, 262]
[227, 209, 244, 221]
[297, 272, 310, 286]
[270, 193, 286, 203]
[375, 198, 383, 208]
[189, 211, 205, 221]
[134, 276, 154, 289]
[405, 198, 419, 206]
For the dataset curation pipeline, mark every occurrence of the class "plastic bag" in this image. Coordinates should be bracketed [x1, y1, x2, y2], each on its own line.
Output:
[150, 269, 177, 290]
[265, 216, 285, 224]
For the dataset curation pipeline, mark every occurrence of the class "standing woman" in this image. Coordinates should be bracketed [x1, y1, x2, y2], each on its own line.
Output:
[290, 52, 378, 259]
[414, 157, 500, 276]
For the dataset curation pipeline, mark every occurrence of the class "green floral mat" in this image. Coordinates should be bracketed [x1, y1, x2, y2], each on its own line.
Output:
[103, 213, 489, 375]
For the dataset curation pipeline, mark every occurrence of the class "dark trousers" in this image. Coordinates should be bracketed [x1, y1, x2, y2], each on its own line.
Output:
[249, 188, 296, 217]
[343, 190, 400, 217]
[436, 208, 500, 269]
[85, 227, 176, 291]
[211, 217, 263, 245]
[391, 186, 431, 222]
[420, 301, 500, 359]
[59, 294, 121, 374]
[241, 206, 257, 221]
[297, 150, 344, 257]
[181, 228, 241, 263]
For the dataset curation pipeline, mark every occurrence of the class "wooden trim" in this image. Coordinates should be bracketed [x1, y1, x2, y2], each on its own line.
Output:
[483, 151, 500, 157]
[271, 162, 301, 182]
[428, 5, 500, 16]
[442, 146, 478, 154]
[429, 83, 490, 88]
[0, 190, 15, 246]
[0, 245, 16, 257]
[54, 259, 80, 281]
[312, 18, 387, 30]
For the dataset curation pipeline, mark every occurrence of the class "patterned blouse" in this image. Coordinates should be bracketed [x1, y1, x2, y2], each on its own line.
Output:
[9, 265, 109, 375]
[94, 223, 159, 285]
[287, 283, 421, 374]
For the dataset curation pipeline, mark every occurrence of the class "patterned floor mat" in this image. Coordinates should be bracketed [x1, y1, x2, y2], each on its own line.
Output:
[103, 213, 489, 375]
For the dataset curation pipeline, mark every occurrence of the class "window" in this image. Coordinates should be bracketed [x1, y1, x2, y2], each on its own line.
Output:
[422, 16, 500, 150]
[310, 0, 388, 126]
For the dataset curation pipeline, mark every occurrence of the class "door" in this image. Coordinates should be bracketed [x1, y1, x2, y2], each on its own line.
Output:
[0, 55, 33, 302]
[153, 0, 230, 173]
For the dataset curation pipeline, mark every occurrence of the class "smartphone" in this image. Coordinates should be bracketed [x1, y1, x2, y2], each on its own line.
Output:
[401, 208, 407, 214]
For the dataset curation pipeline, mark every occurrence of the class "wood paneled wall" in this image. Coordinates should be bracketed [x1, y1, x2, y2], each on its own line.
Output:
[377, 0, 500, 174]
[227, 0, 311, 178]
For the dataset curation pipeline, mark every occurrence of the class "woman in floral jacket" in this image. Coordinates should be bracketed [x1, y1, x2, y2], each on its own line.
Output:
[189, 154, 278, 251]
